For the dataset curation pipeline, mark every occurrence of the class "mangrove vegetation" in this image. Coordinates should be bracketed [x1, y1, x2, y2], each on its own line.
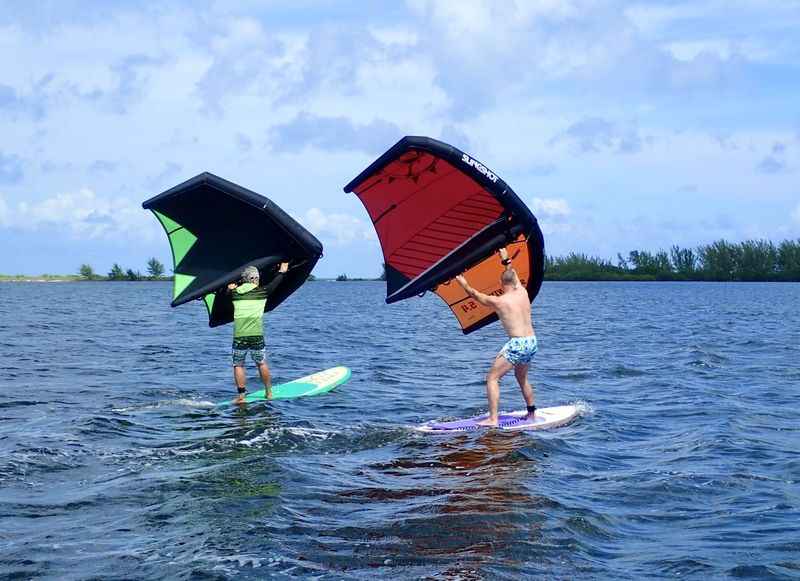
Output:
[545, 239, 800, 282]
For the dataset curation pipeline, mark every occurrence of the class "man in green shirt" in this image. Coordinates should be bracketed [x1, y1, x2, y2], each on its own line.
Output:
[227, 262, 288, 403]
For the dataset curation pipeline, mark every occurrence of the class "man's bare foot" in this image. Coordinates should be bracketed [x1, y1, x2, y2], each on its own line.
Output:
[265, 389, 272, 400]
[235, 393, 246, 404]
[476, 417, 498, 427]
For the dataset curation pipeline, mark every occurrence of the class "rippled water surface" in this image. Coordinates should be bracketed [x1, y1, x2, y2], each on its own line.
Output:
[1, 281, 799, 579]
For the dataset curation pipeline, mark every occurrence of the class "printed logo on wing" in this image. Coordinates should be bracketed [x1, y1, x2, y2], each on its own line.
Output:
[461, 154, 498, 183]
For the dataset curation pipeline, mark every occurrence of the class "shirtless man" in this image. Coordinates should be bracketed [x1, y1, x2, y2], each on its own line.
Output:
[455, 247, 538, 427]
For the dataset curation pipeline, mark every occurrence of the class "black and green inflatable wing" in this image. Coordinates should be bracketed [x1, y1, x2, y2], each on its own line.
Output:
[142, 172, 322, 327]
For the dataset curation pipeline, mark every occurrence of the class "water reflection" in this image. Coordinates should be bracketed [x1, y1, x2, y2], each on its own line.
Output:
[308, 431, 546, 577]
[412, 432, 544, 577]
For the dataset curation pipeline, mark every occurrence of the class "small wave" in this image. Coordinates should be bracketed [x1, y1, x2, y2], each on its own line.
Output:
[237, 426, 339, 447]
[611, 364, 647, 377]
[0, 400, 48, 409]
[113, 399, 216, 412]
[574, 400, 594, 416]
[163, 398, 216, 409]
[162, 549, 275, 573]
[285, 426, 338, 438]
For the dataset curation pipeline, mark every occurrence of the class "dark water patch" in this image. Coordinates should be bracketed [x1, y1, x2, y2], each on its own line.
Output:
[0, 400, 49, 409]
[73, 414, 165, 441]
[728, 564, 790, 578]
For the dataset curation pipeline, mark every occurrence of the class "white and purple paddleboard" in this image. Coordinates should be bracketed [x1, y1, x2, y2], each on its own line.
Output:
[416, 404, 579, 433]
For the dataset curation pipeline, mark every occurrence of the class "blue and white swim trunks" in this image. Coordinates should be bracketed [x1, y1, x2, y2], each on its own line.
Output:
[499, 335, 538, 366]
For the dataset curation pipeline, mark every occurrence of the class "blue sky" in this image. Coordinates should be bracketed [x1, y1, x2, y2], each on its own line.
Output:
[1, 0, 798, 277]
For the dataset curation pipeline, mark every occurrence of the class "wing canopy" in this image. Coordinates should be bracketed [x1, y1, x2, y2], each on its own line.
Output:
[344, 136, 544, 334]
[143, 172, 322, 327]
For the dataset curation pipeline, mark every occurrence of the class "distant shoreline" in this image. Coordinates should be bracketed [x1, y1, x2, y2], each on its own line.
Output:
[7, 239, 798, 283]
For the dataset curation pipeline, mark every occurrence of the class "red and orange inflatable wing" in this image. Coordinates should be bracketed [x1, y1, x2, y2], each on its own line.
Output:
[344, 136, 545, 334]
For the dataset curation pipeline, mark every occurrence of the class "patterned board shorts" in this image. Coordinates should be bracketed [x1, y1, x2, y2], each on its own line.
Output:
[232, 347, 266, 367]
[499, 335, 538, 366]
[232, 337, 266, 367]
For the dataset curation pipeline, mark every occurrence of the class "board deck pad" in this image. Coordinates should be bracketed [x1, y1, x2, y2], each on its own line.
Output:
[416, 404, 579, 433]
[218, 366, 351, 405]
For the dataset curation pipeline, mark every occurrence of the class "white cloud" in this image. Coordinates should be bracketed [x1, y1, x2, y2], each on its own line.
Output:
[664, 38, 774, 63]
[195, 16, 301, 115]
[0, 193, 9, 226]
[624, 3, 706, 35]
[408, 0, 579, 41]
[407, 0, 620, 81]
[369, 26, 418, 47]
[665, 40, 733, 62]
[551, 117, 649, 154]
[5, 188, 157, 239]
[530, 197, 574, 236]
[269, 113, 402, 154]
[792, 202, 800, 226]
[301, 207, 375, 245]
[531, 197, 571, 218]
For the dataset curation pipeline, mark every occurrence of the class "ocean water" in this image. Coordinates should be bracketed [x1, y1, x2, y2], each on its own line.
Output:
[1, 280, 798, 580]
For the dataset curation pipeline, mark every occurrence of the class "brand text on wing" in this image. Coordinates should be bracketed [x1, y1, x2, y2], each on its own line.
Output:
[461, 154, 498, 183]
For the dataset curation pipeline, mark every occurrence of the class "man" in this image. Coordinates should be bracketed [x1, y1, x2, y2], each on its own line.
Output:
[455, 247, 538, 426]
[227, 262, 289, 403]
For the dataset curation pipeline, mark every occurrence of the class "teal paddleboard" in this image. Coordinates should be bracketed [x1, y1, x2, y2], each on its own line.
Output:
[218, 366, 351, 405]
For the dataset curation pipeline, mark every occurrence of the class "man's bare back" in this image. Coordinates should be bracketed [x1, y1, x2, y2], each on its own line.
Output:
[491, 278, 535, 338]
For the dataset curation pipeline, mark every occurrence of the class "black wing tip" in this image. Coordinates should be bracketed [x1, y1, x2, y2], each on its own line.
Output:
[142, 171, 209, 208]
[141, 171, 253, 209]
[343, 136, 442, 193]
[142, 172, 323, 253]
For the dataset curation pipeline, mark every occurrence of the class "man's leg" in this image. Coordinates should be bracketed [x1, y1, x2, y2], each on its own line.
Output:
[252, 347, 272, 399]
[257, 362, 272, 399]
[477, 355, 514, 426]
[233, 364, 247, 403]
[514, 363, 536, 417]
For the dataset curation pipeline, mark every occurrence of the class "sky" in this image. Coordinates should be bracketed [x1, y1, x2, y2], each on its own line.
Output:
[1, 0, 799, 278]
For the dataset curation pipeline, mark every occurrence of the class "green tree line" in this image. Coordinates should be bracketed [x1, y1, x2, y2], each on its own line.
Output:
[545, 239, 800, 282]
[71, 239, 800, 283]
[78, 258, 171, 281]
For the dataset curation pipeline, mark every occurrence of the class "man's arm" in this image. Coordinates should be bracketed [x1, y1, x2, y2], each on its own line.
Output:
[499, 246, 522, 288]
[499, 247, 512, 271]
[455, 274, 497, 307]
[261, 262, 289, 295]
